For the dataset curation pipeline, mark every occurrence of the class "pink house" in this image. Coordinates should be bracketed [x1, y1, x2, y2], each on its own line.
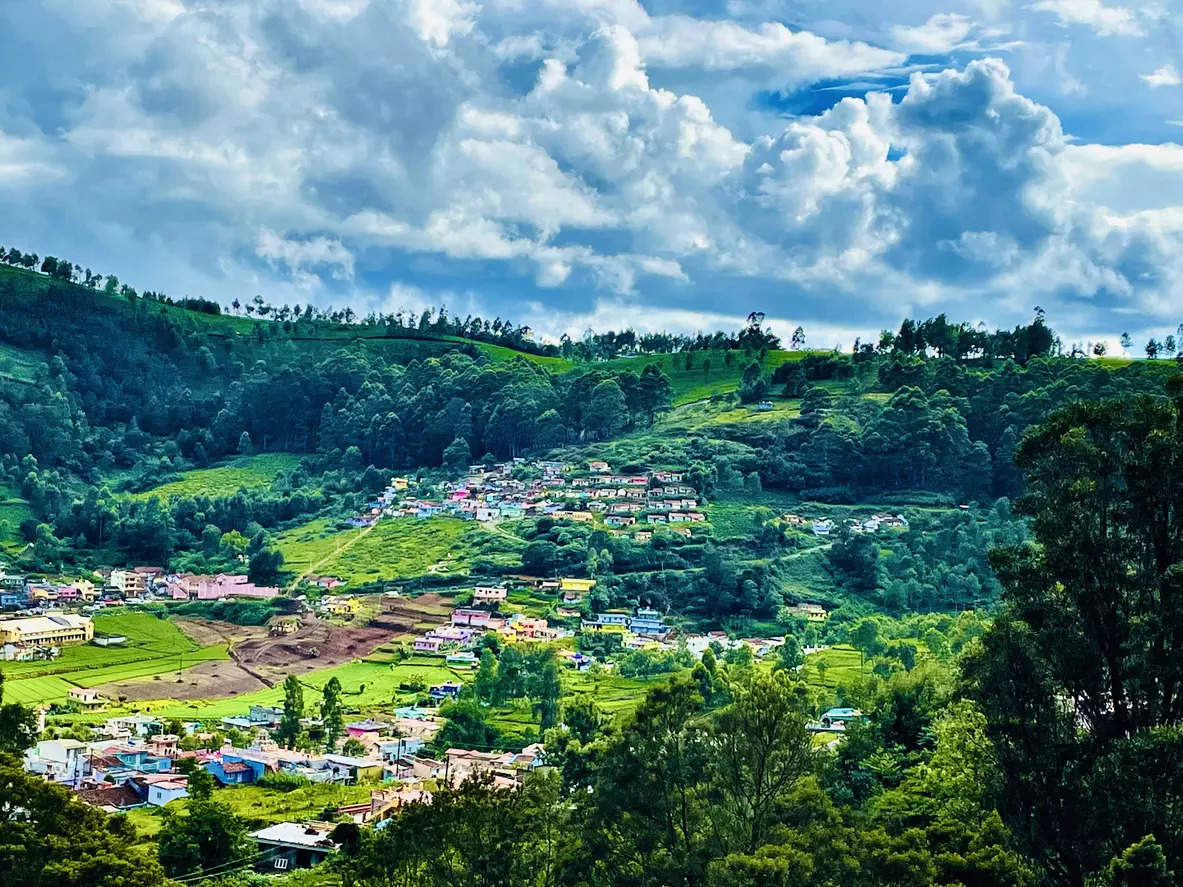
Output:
[168, 574, 280, 601]
[414, 637, 443, 653]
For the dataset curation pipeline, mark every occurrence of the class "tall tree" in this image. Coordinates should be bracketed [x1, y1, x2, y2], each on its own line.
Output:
[275, 674, 304, 749]
[322, 676, 344, 751]
[965, 385, 1183, 885]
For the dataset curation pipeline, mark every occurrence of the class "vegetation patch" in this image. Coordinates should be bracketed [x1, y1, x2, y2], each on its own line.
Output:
[128, 452, 304, 500]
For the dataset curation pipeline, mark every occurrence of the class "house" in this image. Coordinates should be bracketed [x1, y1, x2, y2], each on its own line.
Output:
[324, 754, 384, 783]
[446, 651, 478, 668]
[205, 752, 264, 786]
[604, 515, 636, 527]
[559, 578, 596, 595]
[0, 613, 93, 646]
[587, 461, 610, 472]
[811, 520, 834, 536]
[757, 400, 774, 411]
[451, 608, 493, 627]
[104, 714, 164, 738]
[108, 570, 149, 597]
[629, 608, 668, 636]
[148, 734, 179, 757]
[819, 707, 864, 730]
[428, 682, 463, 703]
[250, 822, 340, 872]
[634, 531, 652, 543]
[143, 777, 189, 807]
[784, 602, 828, 623]
[414, 637, 443, 653]
[320, 597, 356, 617]
[581, 612, 630, 632]
[68, 686, 103, 707]
[23, 739, 90, 782]
[472, 586, 508, 604]
[345, 720, 389, 739]
[77, 784, 146, 812]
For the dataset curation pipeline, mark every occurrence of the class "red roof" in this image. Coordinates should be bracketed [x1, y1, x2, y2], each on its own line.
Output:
[221, 762, 250, 774]
[76, 785, 143, 808]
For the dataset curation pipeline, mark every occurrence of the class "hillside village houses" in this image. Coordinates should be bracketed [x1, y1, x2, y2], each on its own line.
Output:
[343, 458, 706, 539]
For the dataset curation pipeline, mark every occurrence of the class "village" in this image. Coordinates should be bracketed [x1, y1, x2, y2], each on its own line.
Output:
[346, 458, 706, 536]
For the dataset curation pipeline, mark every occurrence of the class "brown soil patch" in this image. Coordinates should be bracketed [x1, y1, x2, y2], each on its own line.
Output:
[95, 596, 457, 702]
[95, 660, 270, 702]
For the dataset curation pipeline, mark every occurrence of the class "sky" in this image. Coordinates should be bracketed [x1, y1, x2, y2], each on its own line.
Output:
[2, 0, 1183, 351]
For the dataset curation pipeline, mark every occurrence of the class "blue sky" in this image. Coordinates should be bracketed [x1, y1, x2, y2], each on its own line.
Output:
[2, 0, 1182, 350]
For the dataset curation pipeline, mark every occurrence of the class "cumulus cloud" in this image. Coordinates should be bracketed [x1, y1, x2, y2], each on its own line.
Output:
[1028, 0, 1143, 37]
[0, 0, 1180, 343]
[1141, 64, 1182, 88]
[889, 14, 975, 53]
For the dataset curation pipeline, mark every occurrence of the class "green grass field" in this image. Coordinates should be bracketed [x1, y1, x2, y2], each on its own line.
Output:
[276, 516, 520, 586]
[0, 341, 43, 384]
[0, 611, 228, 703]
[0, 481, 33, 552]
[594, 348, 809, 405]
[129, 452, 304, 500]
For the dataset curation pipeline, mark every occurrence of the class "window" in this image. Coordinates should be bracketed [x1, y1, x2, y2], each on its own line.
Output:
[273, 857, 288, 871]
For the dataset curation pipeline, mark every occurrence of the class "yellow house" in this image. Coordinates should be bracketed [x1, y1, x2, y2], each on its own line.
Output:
[392, 477, 409, 491]
[559, 578, 597, 594]
[0, 613, 93, 646]
[322, 597, 358, 617]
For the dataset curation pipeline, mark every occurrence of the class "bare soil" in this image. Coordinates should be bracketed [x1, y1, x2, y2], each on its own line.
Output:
[98, 604, 451, 701]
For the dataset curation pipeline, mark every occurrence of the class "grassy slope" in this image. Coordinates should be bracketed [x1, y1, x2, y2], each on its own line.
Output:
[129, 452, 304, 500]
[0, 264, 563, 369]
[0, 612, 227, 704]
[275, 516, 522, 586]
[592, 348, 808, 405]
[0, 481, 33, 553]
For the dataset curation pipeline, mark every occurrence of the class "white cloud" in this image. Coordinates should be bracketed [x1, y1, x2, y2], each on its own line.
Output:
[1028, 0, 1143, 37]
[638, 16, 902, 79]
[889, 14, 974, 53]
[256, 229, 355, 286]
[1141, 64, 1182, 88]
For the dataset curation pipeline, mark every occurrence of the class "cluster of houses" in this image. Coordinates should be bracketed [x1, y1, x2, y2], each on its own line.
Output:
[0, 566, 279, 616]
[24, 702, 547, 874]
[0, 612, 94, 661]
[345, 459, 706, 536]
[782, 512, 910, 537]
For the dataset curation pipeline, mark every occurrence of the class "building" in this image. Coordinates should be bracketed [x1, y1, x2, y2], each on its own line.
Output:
[559, 578, 596, 595]
[0, 613, 93, 646]
[784, 602, 828, 623]
[629, 608, 668, 636]
[108, 570, 149, 597]
[250, 822, 340, 872]
[472, 586, 508, 604]
[68, 687, 103, 708]
[581, 612, 630, 632]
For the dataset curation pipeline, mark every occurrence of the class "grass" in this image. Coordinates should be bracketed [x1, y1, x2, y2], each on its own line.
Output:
[129, 452, 304, 500]
[0, 481, 33, 552]
[0, 341, 43, 384]
[592, 348, 811, 405]
[125, 780, 377, 838]
[0, 612, 228, 703]
[800, 644, 866, 690]
[276, 516, 520, 586]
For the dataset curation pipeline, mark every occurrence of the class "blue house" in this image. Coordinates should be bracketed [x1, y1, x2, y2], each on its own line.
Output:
[205, 752, 265, 786]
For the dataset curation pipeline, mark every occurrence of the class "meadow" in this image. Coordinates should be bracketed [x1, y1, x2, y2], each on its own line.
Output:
[0, 481, 33, 552]
[276, 516, 521, 586]
[129, 452, 304, 501]
[598, 348, 809, 405]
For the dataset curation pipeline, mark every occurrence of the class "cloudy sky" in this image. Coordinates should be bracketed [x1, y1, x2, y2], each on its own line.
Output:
[2, 0, 1182, 349]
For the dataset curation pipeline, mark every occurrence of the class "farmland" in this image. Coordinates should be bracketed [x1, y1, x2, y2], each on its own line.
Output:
[0, 611, 227, 704]
[129, 452, 305, 501]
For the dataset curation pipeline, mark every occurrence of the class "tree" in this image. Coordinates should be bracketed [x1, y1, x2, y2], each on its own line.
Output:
[321, 676, 344, 750]
[521, 540, 559, 576]
[157, 798, 250, 878]
[583, 379, 628, 439]
[791, 326, 806, 350]
[275, 674, 304, 748]
[1120, 331, 1132, 352]
[0, 758, 167, 886]
[475, 648, 498, 703]
[200, 523, 221, 559]
[965, 387, 1183, 884]
[237, 430, 252, 454]
[774, 636, 804, 672]
[711, 671, 813, 854]
[1145, 338, 1161, 359]
[1093, 342, 1108, 356]
[342, 737, 367, 757]
[442, 436, 471, 472]
[0, 670, 37, 755]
